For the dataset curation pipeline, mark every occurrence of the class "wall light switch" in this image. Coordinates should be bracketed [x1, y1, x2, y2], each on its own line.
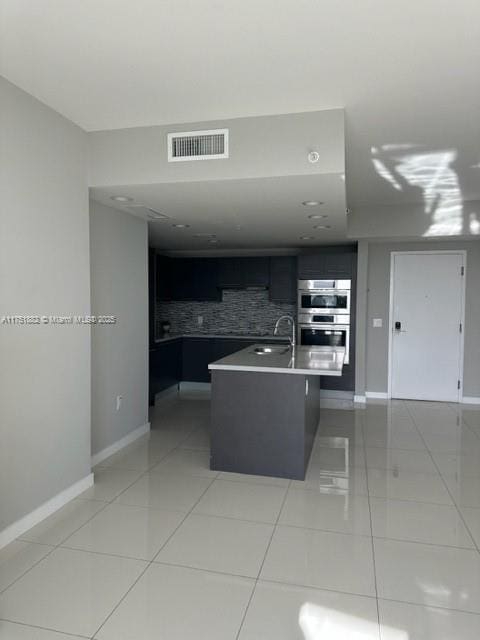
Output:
[116, 395, 123, 411]
[373, 318, 383, 328]
[197, 315, 204, 327]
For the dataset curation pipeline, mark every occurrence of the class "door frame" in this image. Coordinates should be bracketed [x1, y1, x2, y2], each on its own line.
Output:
[387, 250, 467, 402]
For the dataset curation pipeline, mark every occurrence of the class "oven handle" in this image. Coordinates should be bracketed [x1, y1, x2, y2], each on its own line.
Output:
[298, 289, 351, 295]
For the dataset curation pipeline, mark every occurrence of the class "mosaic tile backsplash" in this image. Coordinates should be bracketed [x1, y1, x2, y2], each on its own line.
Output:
[156, 289, 296, 337]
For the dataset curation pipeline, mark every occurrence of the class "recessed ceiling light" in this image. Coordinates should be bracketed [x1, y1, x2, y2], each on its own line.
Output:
[308, 214, 328, 219]
[111, 195, 133, 203]
[172, 224, 190, 228]
[208, 239, 219, 244]
[313, 225, 331, 230]
[193, 233, 216, 238]
[302, 201, 323, 207]
[300, 236, 315, 240]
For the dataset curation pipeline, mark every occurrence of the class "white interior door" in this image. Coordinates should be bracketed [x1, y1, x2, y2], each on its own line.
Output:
[390, 252, 464, 402]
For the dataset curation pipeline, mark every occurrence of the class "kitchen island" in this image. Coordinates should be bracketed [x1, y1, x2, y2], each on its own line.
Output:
[208, 344, 345, 480]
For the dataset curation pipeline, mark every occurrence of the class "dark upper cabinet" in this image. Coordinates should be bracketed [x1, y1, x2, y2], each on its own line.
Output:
[217, 257, 269, 289]
[172, 258, 194, 300]
[321, 253, 354, 278]
[243, 257, 270, 287]
[169, 258, 220, 301]
[155, 254, 172, 301]
[269, 256, 297, 303]
[297, 253, 322, 279]
[217, 259, 243, 288]
[193, 258, 220, 300]
[149, 249, 156, 345]
[298, 250, 354, 279]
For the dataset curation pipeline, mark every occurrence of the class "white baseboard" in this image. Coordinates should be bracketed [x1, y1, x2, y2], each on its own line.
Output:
[0, 473, 94, 551]
[462, 396, 480, 405]
[366, 391, 389, 399]
[91, 422, 150, 467]
[320, 390, 354, 400]
[154, 385, 179, 402]
[179, 382, 212, 392]
[354, 394, 366, 403]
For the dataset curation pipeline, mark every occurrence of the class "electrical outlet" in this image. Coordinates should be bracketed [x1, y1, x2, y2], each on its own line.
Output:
[116, 395, 123, 411]
[373, 318, 383, 328]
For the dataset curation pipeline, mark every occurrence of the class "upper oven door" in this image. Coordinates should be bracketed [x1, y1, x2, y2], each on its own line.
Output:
[298, 290, 351, 314]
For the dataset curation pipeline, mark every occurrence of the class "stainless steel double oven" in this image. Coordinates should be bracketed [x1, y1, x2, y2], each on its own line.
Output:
[297, 280, 351, 364]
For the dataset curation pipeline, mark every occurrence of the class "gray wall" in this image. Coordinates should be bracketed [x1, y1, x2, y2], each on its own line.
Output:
[0, 78, 91, 532]
[157, 289, 295, 338]
[349, 203, 480, 240]
[90, 201, 149, 456]
[356, 240, 480, 397]
[88, 109, 344, 187]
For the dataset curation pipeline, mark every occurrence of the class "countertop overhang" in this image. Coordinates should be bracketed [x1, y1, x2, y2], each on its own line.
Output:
[152, 333, 289, 345]
[208, 345, 345, 376]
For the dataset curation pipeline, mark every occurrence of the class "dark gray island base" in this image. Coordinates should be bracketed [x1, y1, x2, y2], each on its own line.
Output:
[211, 370, 320, 480]
[208, 344, 345, 481]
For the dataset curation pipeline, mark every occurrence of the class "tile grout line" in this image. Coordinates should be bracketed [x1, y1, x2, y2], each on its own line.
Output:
[88, 402, 216, 639]
[0, 415, 202, 599]
[233, 477, 292, 640]
[0, 617, 90, 639]
[6, 398, 478, 636]
[358, 408, 383, 639]
[0, 497, 116, 597]
[0, 399, 207, 636]
[404, 401, 480, 555]
[88, 470, 218, 639]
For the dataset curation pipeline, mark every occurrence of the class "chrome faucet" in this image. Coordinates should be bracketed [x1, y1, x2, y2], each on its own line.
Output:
[273, 315, 296, 350]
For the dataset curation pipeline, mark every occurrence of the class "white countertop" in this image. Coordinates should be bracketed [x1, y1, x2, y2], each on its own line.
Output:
[208, 345, 345, 376]
[153, 333, 289, 345]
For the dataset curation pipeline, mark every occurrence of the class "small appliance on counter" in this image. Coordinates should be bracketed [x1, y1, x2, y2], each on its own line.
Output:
[161, 321, 171, 338]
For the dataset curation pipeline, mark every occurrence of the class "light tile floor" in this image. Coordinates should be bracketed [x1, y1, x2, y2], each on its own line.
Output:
[1, 393, 480, 638]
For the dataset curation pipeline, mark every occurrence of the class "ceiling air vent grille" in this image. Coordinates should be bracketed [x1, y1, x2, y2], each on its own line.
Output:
[167, 128, 229, 162]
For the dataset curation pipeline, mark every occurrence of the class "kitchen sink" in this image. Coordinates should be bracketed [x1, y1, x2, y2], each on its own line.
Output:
[252, 346, 290, 355]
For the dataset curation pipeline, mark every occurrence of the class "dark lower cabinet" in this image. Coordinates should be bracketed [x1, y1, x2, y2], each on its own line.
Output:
[211, 338, 254, 361]
[183, 338, 259, 382]
[150, 336, 291, 400]
[149, 339, 182, 404]
[182, 338, 213, 382]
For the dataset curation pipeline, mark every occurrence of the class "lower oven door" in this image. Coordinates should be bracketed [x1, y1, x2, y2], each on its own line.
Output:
[299, 325, 350, 364]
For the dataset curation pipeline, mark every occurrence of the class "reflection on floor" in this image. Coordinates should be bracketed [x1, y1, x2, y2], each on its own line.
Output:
[1, 392, 480, 638]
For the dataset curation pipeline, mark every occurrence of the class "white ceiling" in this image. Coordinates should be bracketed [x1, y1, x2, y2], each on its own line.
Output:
[91, 174, 346, 251]
[2, 0, 479, 213]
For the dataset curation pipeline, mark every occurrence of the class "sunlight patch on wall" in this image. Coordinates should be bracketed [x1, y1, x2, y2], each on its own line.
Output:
[371, 145, 479, 237]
